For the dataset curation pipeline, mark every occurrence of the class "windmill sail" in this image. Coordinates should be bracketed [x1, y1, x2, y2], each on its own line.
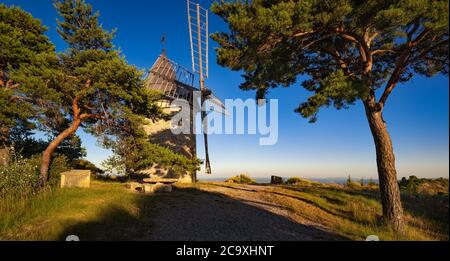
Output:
[144, 54, 197, 104]
[188, 0, 212, 174]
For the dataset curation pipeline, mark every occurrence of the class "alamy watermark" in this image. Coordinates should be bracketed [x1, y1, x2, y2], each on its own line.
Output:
[170, 91, 279, 146]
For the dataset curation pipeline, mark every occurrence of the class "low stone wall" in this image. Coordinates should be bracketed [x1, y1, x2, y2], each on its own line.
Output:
[61, 170, 91, 188]
[126, 182, 173, 193]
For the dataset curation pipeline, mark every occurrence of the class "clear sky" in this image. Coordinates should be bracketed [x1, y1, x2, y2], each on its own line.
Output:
[3, 0, 449, 180]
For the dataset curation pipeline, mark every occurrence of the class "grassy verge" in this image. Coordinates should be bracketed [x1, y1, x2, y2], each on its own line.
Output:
[0, 181, 155, 240]
[0, 180, 447, 241]
[196, 182, 448, 241]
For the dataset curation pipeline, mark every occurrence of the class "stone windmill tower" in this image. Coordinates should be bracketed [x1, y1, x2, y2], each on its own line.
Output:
[142, 1, 225, 182]
[142, 54, 198, 183]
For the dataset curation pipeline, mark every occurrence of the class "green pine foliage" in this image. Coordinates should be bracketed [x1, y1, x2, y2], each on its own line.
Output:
[54, 0, 115, 51]
[399, 176, 449, 195]
[11, 129, 86, 163]
[211, 0, 449, 120]
[0, 153, 70, 196]
[212, 0, 448, 230]
[0, 4, 56, 145]
[2, 1, 200, 184]
[106, 136, 201, 176]
[72, 159, 103, 174]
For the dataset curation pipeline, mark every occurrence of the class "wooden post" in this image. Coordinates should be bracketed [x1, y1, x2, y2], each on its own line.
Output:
[196, 3, 211, 174]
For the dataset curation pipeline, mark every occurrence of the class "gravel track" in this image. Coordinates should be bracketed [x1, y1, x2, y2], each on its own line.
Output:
[140, 184, 344, 241]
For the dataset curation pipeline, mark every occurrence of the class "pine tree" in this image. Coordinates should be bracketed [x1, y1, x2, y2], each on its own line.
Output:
[28, 0, 199, 185]
[211, 0, 449, 231]
[2, 1, 199, 186]
[0, 4, 55, 166]
[12, 0, 167, 186]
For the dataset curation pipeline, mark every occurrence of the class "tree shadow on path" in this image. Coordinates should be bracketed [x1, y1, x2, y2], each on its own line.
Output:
[59, 186, 348, 241]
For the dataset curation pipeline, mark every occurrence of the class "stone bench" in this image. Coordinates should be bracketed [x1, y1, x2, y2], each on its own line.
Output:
[142, 179, 176, 194]
[61, 170, 91, 188]
[126, 181, 173, 194]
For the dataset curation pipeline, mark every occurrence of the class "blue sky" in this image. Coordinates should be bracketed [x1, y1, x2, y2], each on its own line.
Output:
[3, 0, 449, 179]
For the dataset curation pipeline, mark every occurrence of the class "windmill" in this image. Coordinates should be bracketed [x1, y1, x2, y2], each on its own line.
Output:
[143, 0, 224, 179]
[187, 0, 215, 174]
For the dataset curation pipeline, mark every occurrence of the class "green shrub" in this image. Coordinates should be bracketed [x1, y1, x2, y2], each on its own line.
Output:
[226, 174, 256, 184]
[399, 176, 449, 195]
[345, 175, 363, 189]
[72, 159, 103, 174]
[0, 154, 70, 196]
[346, 181, 363, 189]
[48, 154, 70, 187]
[0, 154, 40, 196]
[286, 177, 321, 186]
[286, 177, 308, 185]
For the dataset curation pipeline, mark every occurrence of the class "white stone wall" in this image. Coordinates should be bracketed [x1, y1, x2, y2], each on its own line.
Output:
[60, 170, 91, 188]
[142, 103, 196, 183]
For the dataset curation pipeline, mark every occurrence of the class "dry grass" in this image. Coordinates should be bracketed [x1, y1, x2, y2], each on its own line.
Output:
[195, 182, 448, 241]
[0, 181, 155, 240]
[0, 180, 447, 241]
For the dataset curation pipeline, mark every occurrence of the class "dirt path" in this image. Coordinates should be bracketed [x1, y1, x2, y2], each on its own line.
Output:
[140, 183, 345, 241]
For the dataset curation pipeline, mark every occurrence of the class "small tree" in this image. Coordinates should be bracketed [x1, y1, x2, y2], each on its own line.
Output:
[346, 175, 352, 187]
[211, 0, 448, 231]
[105, 134, 201, 176]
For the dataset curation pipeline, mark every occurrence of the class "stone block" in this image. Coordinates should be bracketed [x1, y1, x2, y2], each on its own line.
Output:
[143, 183, 172, 193]
[143, 184, 155, 194]
[61, 170, 91, 188]
[271, 176, 283, 185]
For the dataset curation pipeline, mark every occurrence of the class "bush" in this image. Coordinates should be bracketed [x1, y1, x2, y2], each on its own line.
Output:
[286, 177, 308, 185]
[0, 154, 40, 196]
[286, 177, 321, 186]
[48, 154, 70, 187]
[226, 174, 256, 184]
[0, 154, 70, 196]
[399, 176, 449, 195]
[72, 159, 103, 174]
[346, 181, 363, 189]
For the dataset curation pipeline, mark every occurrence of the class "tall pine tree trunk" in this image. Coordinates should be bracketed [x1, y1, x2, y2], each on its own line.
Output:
[364, 100, 404, 231]
[39, 117, 81, 187]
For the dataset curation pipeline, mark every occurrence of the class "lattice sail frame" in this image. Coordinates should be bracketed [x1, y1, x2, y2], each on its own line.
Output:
[144, 54, 227, 114]
[187, 0, 209, 80]
[144, 55, 198, 104]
